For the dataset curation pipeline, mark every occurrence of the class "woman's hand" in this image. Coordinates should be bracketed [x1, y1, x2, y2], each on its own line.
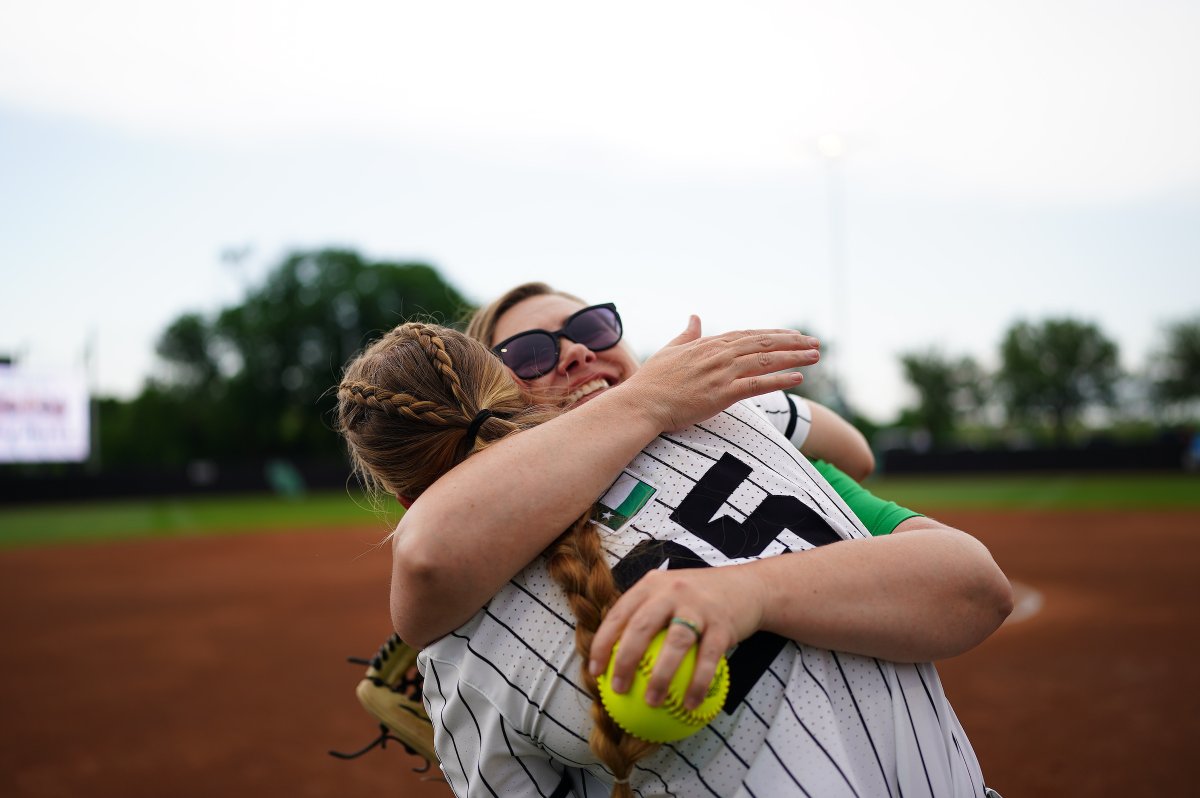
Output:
[588, 564, 766, 711]
[622, 316, 820, 433]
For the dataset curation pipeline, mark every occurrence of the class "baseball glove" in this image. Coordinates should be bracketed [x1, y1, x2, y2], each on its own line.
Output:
[330, 633, 439, 768]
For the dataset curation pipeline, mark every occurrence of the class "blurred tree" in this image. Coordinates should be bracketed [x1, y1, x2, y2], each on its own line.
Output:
[97, 387, 208, 467]
[156, 313, 221, 392]
[1150, 315, 1200, 410]
[138, 248, 472, 463]
[899, 350, 987, 448]
[997, 318, 1120, 444]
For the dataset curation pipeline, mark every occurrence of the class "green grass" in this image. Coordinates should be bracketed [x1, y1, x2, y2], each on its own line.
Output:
[865, 472, 1200, 510]
[1, 473, 1196, 549]
[0, 490, 396, 549]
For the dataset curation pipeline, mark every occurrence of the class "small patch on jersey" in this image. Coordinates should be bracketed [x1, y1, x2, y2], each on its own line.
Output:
[592, 471, 657, 532]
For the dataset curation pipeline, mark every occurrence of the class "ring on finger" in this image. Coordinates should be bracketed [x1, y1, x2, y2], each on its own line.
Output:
[670, 616, 703, 639]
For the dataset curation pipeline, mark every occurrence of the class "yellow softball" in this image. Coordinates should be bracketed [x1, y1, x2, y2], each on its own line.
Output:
[596, 629, 730, 743]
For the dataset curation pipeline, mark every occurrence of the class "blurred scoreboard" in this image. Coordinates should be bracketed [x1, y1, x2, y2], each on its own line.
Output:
[0, 366, 90, 463]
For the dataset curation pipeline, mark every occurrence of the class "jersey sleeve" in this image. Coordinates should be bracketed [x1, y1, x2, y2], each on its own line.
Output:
[422, 657, 576, 797]
[748, 391, 812, 450]
[811, 459, 921, 536]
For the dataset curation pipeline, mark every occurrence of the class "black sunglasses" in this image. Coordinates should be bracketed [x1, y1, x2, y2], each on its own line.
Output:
[493, 303, 623, 380]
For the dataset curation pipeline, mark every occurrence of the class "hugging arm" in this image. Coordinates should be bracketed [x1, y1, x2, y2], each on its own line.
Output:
[391, 320, 817, 646]
[591, 515, 1013, 710]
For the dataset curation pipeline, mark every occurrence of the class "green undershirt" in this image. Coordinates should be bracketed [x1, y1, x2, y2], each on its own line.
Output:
[811, 460, 921, 536]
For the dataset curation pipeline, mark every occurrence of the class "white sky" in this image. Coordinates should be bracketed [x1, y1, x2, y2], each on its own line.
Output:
[2, 0, 1198, 420]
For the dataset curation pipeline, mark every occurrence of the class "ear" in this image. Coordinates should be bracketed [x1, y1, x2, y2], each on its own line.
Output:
[397, 494, 413, 510]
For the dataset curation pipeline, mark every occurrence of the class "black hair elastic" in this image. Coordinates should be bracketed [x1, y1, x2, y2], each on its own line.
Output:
[464, 408, 494, 450]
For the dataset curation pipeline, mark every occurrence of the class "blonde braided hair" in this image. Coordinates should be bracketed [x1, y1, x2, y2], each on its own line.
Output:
[336, 320, 660, 794]
[546, 518, 660, 795]
[409, 322, 474, 412]
[340, 382, 455, 426]
[336, 322, 532, 499]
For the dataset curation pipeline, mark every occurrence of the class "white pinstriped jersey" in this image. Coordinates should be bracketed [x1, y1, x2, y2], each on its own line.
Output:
[419, 395, 986, 798]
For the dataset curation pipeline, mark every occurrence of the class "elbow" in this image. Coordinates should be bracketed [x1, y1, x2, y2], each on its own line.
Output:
[847, 422, 876, 481]
[941, 530, 1015, 653]
[990, 569, 1015, 627]
[848, 448, 876, 482]
[391, 592, 435, 651]
[960, 573, 1013, 658]
[966, 542, 1014, 640]
[389, 536, 443, 648]
[933, 569, 1012, 661]
[390, 589, 433, 651]
[972, 534, 1014, 623]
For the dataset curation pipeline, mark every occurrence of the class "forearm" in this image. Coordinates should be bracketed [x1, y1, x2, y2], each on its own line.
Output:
[589, 516, 1013, 708]
[391, 387, 660, 646]
[754, 518, 1013, 661]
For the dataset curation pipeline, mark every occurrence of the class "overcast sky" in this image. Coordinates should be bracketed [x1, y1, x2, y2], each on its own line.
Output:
[2, 0, 1198, 420]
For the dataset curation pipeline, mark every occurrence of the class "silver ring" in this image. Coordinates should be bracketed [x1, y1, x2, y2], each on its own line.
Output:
[670, 616, 703, 639]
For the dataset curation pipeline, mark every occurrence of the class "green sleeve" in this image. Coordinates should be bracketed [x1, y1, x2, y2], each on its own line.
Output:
[811, 460, 921, 536]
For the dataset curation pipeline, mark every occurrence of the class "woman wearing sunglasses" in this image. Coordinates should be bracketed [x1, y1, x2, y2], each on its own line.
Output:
[474, 286, 875, 480]
[369, 284, 1008, 796]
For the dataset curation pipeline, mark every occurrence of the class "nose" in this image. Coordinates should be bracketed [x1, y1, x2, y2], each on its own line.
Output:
[555, 337, 596, 375]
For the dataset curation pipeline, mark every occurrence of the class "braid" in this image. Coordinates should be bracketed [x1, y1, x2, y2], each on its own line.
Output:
[401, 323, 528, 455]
[546, 517, 659, 796]
[340, 381, 459, 426]
[407, 323, 474, 412]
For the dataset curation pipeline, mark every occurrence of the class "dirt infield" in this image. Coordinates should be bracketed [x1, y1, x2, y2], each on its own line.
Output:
[2, 509, 1197, 797]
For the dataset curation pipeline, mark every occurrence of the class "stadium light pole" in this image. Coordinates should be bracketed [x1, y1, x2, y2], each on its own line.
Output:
[816, 132, 849, 416]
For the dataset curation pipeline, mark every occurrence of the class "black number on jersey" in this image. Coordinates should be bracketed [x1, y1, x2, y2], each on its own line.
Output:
[670, 453, 842, 556]
[612, 453, 843, 710]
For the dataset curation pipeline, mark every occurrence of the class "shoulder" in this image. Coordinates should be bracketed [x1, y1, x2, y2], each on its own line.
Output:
[745, 391, 812, 447]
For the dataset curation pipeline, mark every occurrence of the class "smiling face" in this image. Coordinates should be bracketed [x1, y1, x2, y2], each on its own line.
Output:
[491, 293, 641, 407]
